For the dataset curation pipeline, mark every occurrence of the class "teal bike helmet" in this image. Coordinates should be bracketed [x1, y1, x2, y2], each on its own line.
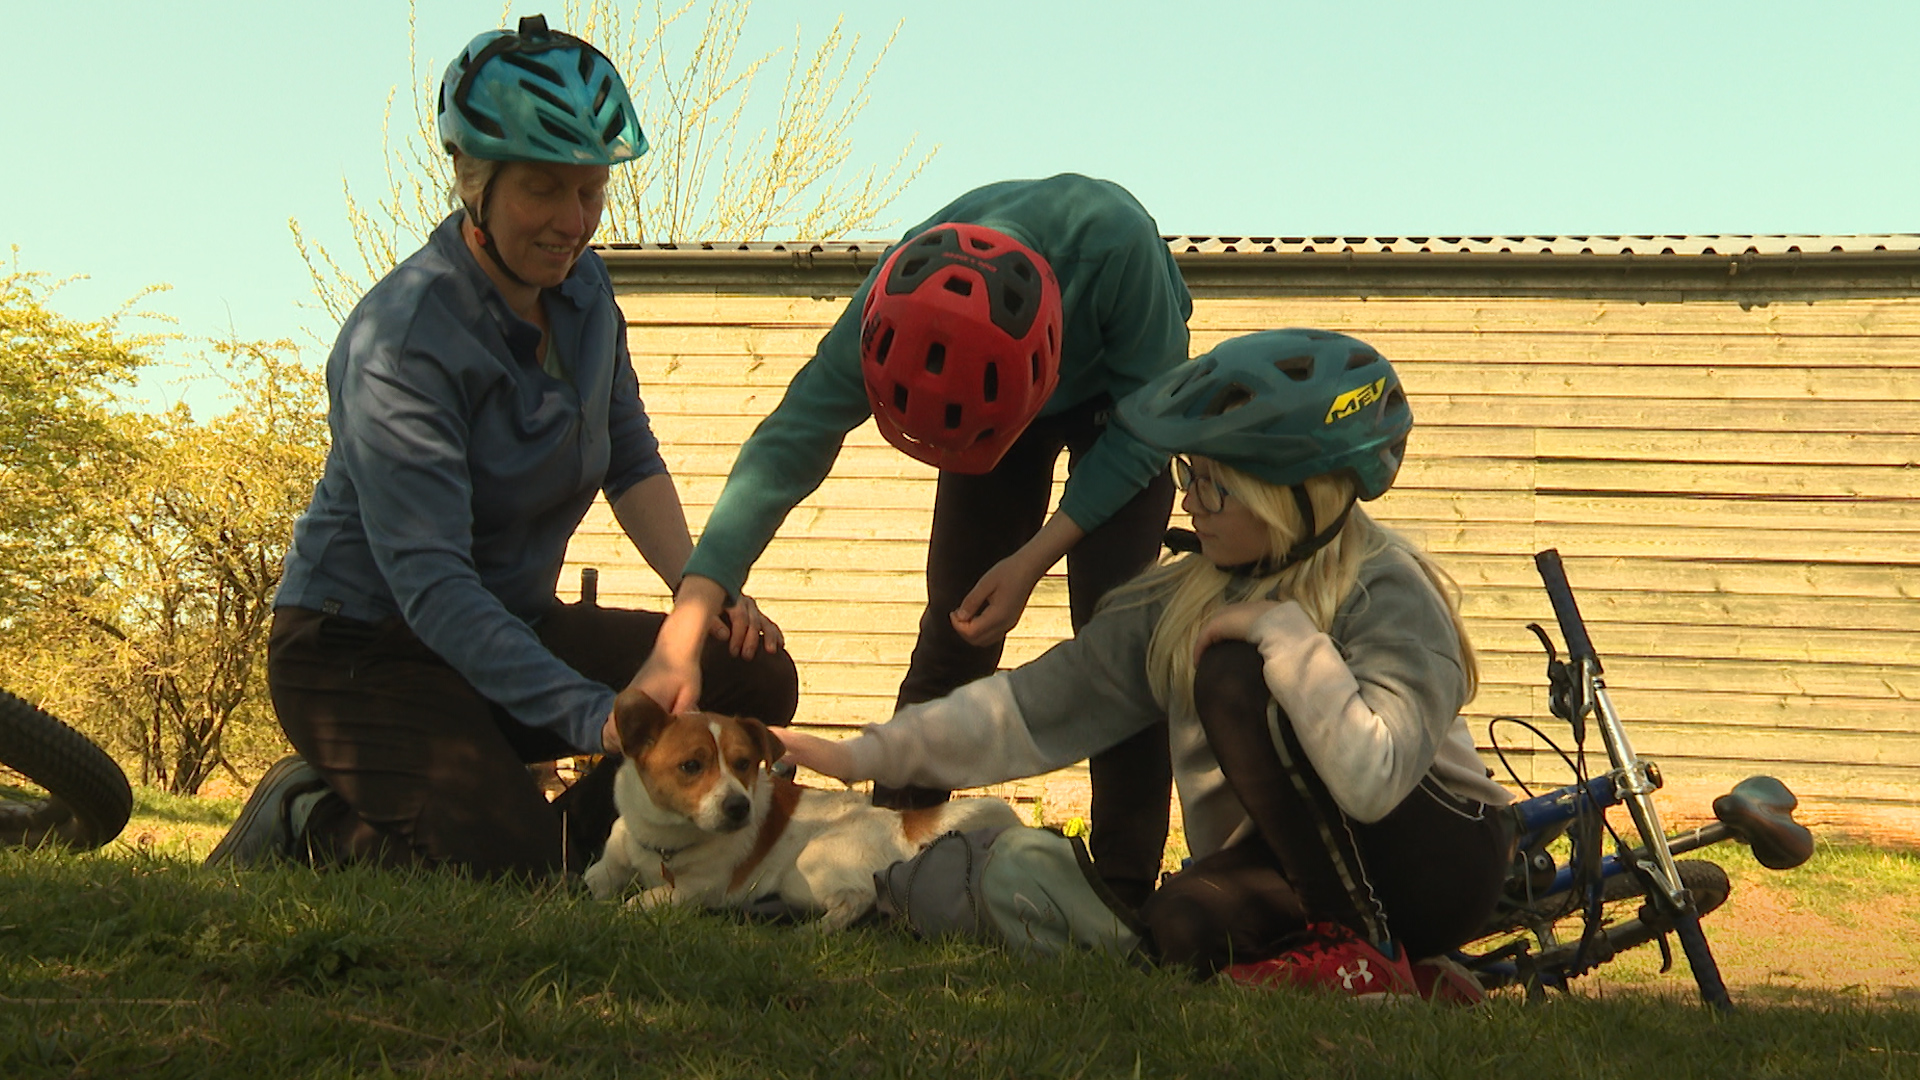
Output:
[1117, 329, 1413, 570]
[438, 15, 647, 166]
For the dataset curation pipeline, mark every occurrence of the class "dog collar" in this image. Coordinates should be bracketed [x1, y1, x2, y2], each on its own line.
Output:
[636, 840, 693, 887]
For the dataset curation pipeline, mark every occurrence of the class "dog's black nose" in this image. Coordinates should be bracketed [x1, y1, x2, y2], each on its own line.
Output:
[722, 793, 751, 828]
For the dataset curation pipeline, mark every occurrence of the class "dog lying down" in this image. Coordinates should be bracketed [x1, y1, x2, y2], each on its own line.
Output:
[584, 690, 1022, 930]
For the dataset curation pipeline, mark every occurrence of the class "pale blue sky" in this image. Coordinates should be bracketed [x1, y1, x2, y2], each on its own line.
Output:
[5, 0, 1916, 368]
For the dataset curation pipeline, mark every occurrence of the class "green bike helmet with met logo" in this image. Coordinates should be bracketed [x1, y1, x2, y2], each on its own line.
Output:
[438, 14, 647, 166]
[1117, 328, 1413, 500]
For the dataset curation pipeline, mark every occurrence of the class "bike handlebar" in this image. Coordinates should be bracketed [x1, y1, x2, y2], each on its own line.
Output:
[1534, 548, 1603, 675]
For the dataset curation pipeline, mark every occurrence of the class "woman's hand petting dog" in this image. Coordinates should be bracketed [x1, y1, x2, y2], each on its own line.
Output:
[776, 729, 860, 783]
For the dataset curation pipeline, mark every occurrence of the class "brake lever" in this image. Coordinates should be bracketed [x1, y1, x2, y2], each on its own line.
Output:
[1527, 621, 1586, 746]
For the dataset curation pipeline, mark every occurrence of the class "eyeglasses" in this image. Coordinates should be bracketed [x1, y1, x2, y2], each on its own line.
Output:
[1171, 456, 1230, 513]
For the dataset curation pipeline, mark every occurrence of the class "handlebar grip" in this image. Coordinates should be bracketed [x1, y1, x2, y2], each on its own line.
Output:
[1534, 549, 1602, 673]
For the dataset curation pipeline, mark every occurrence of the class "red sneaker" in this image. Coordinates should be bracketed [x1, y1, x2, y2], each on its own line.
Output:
[1410, 954, 1487, 1006]
[1221, 923, 1419, 1001]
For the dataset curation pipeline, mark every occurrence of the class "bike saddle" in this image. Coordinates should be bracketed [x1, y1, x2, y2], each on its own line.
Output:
[1712, 775, 1814, 871]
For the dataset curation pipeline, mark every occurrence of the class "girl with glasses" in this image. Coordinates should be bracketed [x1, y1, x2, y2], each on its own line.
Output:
[781, 328, 1510, 1002]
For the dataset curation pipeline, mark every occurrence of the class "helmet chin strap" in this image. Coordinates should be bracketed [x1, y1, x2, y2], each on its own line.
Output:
[1164, 486, 1355, 580]
[468, 171, 535, 290]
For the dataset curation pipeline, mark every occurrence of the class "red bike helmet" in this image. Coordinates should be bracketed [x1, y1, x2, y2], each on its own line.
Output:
[859, 223, 1063, 473]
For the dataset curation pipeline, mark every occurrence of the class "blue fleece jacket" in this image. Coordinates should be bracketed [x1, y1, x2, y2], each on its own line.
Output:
[276, 212, 665, 751]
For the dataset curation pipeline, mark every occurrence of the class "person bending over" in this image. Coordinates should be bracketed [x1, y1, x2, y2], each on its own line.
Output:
[632, 174, 1193, 905]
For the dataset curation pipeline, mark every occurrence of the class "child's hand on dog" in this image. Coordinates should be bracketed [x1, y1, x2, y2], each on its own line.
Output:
[777, 730, 859, 783]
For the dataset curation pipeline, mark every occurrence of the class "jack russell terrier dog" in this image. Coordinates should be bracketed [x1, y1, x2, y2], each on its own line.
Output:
[583, 689, 1022, 929]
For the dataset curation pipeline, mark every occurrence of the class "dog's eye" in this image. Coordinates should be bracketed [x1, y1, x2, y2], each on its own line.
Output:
[678, 759, 703, 776]
[731, 758, 753, 773]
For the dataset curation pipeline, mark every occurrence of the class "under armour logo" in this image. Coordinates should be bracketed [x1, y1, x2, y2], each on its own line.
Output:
[1337, 959, 1375, 989]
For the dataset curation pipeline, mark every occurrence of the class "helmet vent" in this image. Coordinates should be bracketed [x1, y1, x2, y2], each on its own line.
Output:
[1000, 286, 1026, 317]
[942, 276, 973, 297]
[899, 257, 929, 279]
[875, 327, 895, 364]
[502, 52, 566, 86]
[601, 115, 625, 143]
[540, 116, 585, 145]
[1385, 385, 1407, 408]
[1274, 356, 1314, 381]
[983, 362, 1000, 403]
[1205, 383, 1254, 416]
[925, 342, 946, 375]
[1010, 259, 1034, 282]
[1030, 352, 1041, 382]
[592, 76, 610, 114]
[522, 81, 570, 112]
[1345, 348, 1376, 371]
[894, 385, 909, 412]
[969, 236, 994, 251]
[944, 404, 963, 430]
[579, 49, 597, 82]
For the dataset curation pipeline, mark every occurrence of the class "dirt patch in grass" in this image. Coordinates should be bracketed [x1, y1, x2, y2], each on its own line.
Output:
[1554, 857, 1920, 1006]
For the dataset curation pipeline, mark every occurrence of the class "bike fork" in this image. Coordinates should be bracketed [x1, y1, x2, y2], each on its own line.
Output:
[1589, 672, 1733, 1012]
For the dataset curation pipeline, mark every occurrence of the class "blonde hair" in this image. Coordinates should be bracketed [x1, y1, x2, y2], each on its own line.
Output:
[1108, 461, 1478, 713]
[450, 153, 503, 216]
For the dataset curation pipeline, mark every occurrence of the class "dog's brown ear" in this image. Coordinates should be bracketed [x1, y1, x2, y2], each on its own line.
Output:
[612, 689, 670, 757]
[737, 716, 785, 771]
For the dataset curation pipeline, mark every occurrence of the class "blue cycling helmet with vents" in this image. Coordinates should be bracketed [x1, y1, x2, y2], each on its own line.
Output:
[1116, 329, 1413, 500]
[438, 14, 647, 165]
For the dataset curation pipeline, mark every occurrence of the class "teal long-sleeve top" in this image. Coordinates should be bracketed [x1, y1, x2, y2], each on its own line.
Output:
[683, 174, 1193, 598]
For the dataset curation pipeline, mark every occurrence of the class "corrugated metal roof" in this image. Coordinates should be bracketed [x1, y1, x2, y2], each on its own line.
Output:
[595, 234, 1920, 257]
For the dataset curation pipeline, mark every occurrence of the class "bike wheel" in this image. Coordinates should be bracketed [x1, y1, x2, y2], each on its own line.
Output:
[0, 687, 133, 850]
[1526, 859, 1732, 980]
[1466, 858, 1731, 994]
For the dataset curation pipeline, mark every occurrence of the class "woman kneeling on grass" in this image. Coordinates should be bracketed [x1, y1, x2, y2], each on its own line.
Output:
[781, 329, 1511, 1001]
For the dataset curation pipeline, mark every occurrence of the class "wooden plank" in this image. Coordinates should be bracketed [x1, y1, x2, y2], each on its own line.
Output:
[1409, 521, 1918, 563]
[1414, 395, 1920, 434]
[1474, 652, 1920, 700]
[1459, 584, 1920, 634]
[1189, 328, 1920, 368]
[1537, 460, 1917, 498]
[1394, 362, 1920, 401]
[1529, 493, 1920, 531]
[1434, 552, 1920, 600]
[615, 293, 1920, 337]
[1463, 692, 1920, 739]
[623, 325, 1920, 372]
[1180, 296, 1920, 337]
[1534, 429, 1920, 467]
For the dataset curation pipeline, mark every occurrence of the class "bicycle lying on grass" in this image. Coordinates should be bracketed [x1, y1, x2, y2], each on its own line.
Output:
[0, 686, 132, 851]
[1457, 550, 1815, 1009]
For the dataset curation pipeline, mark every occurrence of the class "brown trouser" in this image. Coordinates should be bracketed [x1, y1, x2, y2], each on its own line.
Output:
[1139, 641, 1510, 973]
[268, 602, 799, 881]
[880, 394, 1177, 908]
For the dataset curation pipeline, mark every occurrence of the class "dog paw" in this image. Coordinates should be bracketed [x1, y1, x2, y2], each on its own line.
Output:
[815, 898, 872, 933]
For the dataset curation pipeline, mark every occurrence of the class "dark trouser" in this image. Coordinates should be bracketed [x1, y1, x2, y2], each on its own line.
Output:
[268, 602, 799, 881]
[1140, 642, 1509, 974]
[878, 395, 1177, 907]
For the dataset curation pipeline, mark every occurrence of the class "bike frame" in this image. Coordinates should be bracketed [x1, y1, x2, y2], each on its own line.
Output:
[1495, 550, 1733, 1009]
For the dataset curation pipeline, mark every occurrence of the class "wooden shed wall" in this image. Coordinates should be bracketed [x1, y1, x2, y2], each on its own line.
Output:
[572, 252, 1920, 845]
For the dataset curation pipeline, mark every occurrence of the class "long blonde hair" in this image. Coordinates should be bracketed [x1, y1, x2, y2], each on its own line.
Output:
[1107, 461, 1478, 713]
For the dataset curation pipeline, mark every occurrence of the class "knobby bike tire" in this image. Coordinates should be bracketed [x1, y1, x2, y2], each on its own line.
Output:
[1470, 859, 1732, 992]
[0, 687, 133, 850]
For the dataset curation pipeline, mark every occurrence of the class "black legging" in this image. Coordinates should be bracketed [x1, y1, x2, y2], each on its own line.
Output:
[1140, 641, 1509, 973]
[268, 601, 799, 881]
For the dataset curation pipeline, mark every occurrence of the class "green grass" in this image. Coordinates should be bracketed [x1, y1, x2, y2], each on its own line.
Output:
[2, 792, 1917, 1079]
